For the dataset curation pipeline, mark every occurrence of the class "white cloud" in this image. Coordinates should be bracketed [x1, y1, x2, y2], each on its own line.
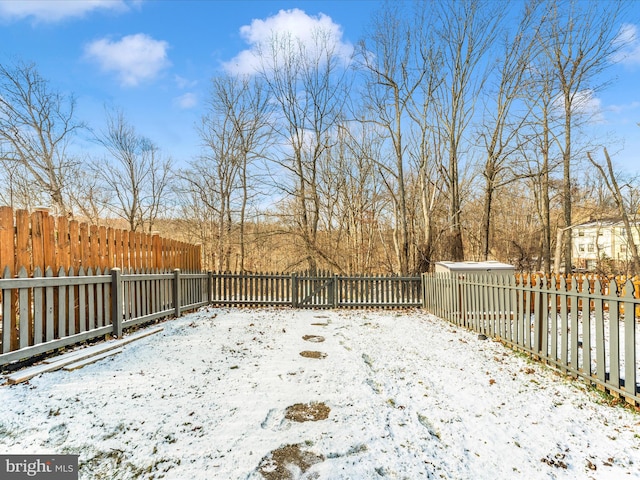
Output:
[174, 75, 197, 89]
[0, 0, 130, 23]
[174, 92, 197, 109]
[553, 89, 604, 124]
[608, 100, 640, 115]
[85, 33, 170, 87]
[573, 90, 604, 124]
[223, 8, 353, 75]
[612, 23, 640, 67]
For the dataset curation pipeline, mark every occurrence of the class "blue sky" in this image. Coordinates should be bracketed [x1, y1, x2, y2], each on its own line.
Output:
[0, 0, 639, 174]
[0, 0, 380, 167]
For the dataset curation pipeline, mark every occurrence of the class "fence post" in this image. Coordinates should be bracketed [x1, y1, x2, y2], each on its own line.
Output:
[111, 268, 123, 338]
[174, 269, 182, 317]
[291, 273, 298, 308]
[331, 274, 339, 308]
[533, 275, 543, 358]
[207, 271, 213, 304]
[453, 273, 461, 325]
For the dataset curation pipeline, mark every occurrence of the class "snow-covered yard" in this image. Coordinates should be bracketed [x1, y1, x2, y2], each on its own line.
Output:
[0, 307, 639, 479]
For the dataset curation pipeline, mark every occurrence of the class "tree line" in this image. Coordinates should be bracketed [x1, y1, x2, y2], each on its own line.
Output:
[1, 0, 638, 275]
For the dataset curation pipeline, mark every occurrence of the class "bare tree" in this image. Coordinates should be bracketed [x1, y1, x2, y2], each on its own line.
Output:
[522, 70, 558, 273]
[317, 119, 389, 273]
[258, 26, 351, 272]
[478, 0, 542, 260]
[0, 61, 84, 215]
[220, 77, 272, 272]
[587, 147, 640, 275]
[433, 0, 502, 261]
[67, 167, 110, 225]
[538, 0, 626, 272]
[408, 74, 445, 272]
[183, 75, 271, 271]
[0, 149, 47, 209]
[357, 1, 437, 274]
[94, 108, 173, 232]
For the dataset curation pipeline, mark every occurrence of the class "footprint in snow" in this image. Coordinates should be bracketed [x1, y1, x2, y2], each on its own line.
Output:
[45, 423, 69, 447]
[260, 408, 283, 430]
[417, 413, 441, 440]
[302, 335, 325, 343]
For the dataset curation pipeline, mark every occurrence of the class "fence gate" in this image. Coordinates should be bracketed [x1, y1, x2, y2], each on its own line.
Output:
[293, 274, 336, 308]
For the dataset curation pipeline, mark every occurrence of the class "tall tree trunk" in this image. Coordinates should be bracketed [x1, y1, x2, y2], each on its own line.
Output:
[448, 147, 464, 261]
[481, 176, 493, 260]
[562, 104, 572, 273]
[541, 141, 551, 274]
[395, 102, 410, 275]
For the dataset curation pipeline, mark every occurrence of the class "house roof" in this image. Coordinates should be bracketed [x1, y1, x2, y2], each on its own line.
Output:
[574, 217, 640, 228]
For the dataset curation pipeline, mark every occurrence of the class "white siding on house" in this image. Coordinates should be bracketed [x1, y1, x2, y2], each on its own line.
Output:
[572, 220, 640, 269]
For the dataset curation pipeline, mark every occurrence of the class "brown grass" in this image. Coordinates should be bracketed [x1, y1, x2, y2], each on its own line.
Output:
[299, 351, 327, 359]
[284, 402, 331, 422]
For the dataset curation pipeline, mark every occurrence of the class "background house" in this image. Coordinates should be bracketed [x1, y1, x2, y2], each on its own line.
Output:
[572, 218, 640, 272]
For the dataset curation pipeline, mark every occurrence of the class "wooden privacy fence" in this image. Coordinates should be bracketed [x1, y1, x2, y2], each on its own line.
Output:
[210, 272, 423, 308]
[0, 206, 202, 275]
[0, 268, 210, 367]
[422, 272, 640, 406]
[515, 272, 640, 314]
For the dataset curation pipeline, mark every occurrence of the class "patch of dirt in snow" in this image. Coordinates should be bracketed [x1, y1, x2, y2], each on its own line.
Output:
[258, 443, 324, 480]
[284, 402, 331, 422]
[299, 351, 327, 359]
[541, 452, 568, 469]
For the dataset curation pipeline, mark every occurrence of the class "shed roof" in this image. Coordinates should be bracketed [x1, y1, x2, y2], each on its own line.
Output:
[435, 261, 514, 271]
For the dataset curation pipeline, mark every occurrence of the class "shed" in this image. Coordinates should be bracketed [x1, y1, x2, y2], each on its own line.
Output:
[434, 261, 515, 276]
